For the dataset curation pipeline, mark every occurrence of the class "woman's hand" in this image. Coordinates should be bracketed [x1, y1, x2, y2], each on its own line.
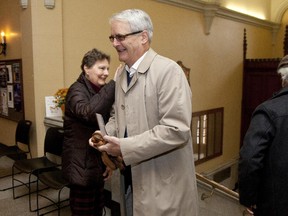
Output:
[89, 130, 104, 149]
[103, 166, 113, 181]
[89, 137, 97, 149]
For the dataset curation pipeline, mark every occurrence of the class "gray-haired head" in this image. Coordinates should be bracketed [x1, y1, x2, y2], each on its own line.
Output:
[278, 55, 288, 87]
[109, 9, 153, 43]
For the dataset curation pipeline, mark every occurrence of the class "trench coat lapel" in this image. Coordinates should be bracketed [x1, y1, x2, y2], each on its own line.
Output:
[119, 68, 139, 93]
[119, 69, 129, 93]
[119, 49, 156, 93]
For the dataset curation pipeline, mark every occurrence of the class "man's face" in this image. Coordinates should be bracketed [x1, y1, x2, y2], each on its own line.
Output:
[110, 21, 144, 67]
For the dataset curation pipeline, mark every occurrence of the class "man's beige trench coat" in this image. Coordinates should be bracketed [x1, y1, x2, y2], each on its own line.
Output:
[106, 49, 199, 216]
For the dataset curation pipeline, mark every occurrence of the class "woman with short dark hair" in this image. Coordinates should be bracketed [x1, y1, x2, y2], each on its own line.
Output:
[62, 48, 115, 216]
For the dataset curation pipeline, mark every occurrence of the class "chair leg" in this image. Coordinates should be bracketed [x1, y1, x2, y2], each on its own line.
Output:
[57, 189, 61, 216]
[29, 173, 34, 212]
[11, 165, 26, 194]
[12, 165, 41, 212]
[36, 186, 69, 216]
[57, 187, 68, 216]
[12, 166, 31, 200]
[29, 171, 45, 212]
[36, 176, 40, 216]
[12, 165, 16, 199]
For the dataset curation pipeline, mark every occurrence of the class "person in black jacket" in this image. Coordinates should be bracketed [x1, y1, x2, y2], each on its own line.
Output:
[239, 55, 288, 216]
[62, 48, 115, 216]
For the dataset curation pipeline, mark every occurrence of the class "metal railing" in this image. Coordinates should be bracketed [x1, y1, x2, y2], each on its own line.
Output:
[196, 173, 252, 216]
[196, 173, 239, 201]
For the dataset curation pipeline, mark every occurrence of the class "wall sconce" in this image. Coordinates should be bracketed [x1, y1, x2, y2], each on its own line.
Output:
[0, 32, 7, 56]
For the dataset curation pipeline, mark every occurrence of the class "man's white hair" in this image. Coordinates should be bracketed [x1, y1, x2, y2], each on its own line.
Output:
[278, 67, 288, 80]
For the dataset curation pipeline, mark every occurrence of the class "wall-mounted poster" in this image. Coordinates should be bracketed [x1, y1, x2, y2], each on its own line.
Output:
[0, 88, 8, 116]
[6, 65, 12, 84]
[0, 66, 7, 87]
[13, 63, 21, 83]
[7, 85, 14, 108]
[13, 83, 22, 112]
[0, 59, 24, 121]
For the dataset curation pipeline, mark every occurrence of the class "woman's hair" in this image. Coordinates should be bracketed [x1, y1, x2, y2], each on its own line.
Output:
[81, 48, 110, 71]
[109, 9, 154, 43]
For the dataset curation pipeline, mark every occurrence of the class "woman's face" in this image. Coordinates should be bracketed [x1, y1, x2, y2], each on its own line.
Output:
[84, 59, 109, 88]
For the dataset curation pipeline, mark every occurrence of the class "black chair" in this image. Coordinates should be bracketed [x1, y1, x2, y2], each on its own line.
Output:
[0, 119, 32, 161]
[12, 127, 64, 212]
[36, 168, 69, 216]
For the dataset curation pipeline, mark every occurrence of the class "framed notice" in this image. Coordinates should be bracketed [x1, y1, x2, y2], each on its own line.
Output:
[45, 96, 62, 117]
[0, 59, 24, 121]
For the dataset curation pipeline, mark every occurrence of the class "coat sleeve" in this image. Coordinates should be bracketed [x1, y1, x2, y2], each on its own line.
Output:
[66, 80, 115, 125]
[238, 105, 275, 207]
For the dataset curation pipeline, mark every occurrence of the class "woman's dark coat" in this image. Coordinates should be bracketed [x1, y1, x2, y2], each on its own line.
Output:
[62, 72, 115, 186]
[239, 87, 288, 216]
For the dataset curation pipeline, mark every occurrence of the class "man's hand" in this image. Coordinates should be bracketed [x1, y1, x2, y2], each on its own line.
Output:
[243, 205, 256, 215]
[89, 131, 125, 170]
[98, 135, 121, 157]
[89, 132, 121, 157]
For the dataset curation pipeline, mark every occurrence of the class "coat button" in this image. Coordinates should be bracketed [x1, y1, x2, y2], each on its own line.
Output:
[121, 105, 125, 110]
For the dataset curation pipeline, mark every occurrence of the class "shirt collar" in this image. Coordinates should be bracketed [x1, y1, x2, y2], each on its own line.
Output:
[125, 51, 148, 77]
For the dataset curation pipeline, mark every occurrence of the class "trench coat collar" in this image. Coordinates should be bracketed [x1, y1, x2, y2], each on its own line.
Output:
[272, 87, 288, 99]
[119, 48, 157, 93]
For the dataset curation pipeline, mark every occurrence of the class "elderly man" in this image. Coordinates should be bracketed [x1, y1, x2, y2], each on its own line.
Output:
[239, 55, 288, 216]
[90, 8, 198, 216]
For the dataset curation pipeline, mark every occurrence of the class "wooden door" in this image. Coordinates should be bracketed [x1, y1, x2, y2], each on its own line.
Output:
[240, 59, 282, 147]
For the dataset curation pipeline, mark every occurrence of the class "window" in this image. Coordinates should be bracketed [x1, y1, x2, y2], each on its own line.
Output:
[192, 107, 223, 165]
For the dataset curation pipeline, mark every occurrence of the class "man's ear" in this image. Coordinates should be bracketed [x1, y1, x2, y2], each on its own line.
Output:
[283, 79, 288, 87]
[141, 30, 149, 44]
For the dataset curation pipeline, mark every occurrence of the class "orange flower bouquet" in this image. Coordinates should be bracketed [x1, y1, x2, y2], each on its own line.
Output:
[53, 88, 68, 111]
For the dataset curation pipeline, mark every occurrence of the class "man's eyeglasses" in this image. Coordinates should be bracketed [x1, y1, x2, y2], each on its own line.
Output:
[109, 30, 143, 42]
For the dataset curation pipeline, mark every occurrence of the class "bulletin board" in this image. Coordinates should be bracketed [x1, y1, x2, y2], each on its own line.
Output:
[0, 59, 24, 121]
